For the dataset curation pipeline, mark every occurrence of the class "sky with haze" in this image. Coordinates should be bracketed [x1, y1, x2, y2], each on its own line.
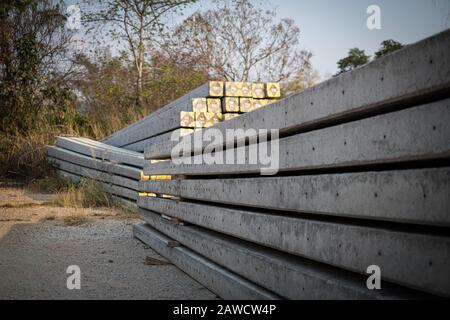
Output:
[67, 0, 450, 79]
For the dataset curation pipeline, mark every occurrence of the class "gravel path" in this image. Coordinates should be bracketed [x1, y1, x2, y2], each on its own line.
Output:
[0, 187, 216, 300]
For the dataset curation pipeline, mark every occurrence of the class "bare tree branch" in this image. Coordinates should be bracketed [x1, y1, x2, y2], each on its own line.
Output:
[82, 0, 196, 106]
[155, 0, 316, 88]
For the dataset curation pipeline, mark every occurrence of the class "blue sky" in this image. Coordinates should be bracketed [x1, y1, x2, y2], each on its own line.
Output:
[70, 0, 450, 79]
[184, 0, 450, 78]
[274, 0, 450, 77]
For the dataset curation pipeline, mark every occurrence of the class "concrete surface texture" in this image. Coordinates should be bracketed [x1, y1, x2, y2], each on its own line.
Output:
[47, 146, 142, 180]
[0, 187, 216, 300]
[139, 168, 450, 226]
[138, 209, 428, 300]
[56, 137, 146, 168]
[102, 82, 213, 147]
[138, 198, 450, 297]
[143, 29, 450, 159]
[133, 223, 280, 300]
[144, 99, 450, 176]
[50, 158, 139, 191]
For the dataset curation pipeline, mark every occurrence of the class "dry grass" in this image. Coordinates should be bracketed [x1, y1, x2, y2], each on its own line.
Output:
[0, 202, 47, 209]
[39, 213, 57, 223]
[63, 213, 90, 226]
[0, 116, 107, 180]
[2, 168, 135, 230]
[0, 186, 136, 239]
[54, 178, 116, 209]
[0, 126, 63, 179]
[28, 173, 74, 194]
[113, 208, 137, 220]
[27, 176, 137, 223]
[54, 184, 84, 208]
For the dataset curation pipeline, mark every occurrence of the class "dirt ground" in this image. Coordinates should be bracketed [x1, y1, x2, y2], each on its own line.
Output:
[0, 186, 216, 300]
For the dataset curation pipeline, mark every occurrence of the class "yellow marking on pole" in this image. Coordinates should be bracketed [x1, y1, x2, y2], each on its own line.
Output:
[209, 81, 224, 97]
[266, 82, 281, 98]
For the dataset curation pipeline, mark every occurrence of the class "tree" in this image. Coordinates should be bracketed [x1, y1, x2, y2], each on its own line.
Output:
[0, 0, 88, 178]
[374, 39, 403, 59]
[156, 0, 315, 85]
[83, 0, 197, 107]
[335, 48, 370, 75]
[282, 51, 320, 95]
[72, 49, 208, 135]
[0, 0, 75, 134]
[72, 51, 137, 137]
[146, 51, 209, 110]
[335, 39, 404, 76]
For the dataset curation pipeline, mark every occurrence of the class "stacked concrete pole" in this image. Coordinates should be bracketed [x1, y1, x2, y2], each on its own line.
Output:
[47, 29, 450, 299]
[46, 137, 144, 204]
[136, 30, 450, 299]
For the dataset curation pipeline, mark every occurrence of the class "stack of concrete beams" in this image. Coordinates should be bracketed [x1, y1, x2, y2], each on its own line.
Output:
[101, 81, 224, 153]
[102, 81, 281, 153]
[46, 137, 145, 205]
[135, 30, 450, 299]
[45, 81, 281, 205]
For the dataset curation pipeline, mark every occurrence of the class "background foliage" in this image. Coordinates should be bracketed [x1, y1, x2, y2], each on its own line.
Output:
[1, 0, 402, 180]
